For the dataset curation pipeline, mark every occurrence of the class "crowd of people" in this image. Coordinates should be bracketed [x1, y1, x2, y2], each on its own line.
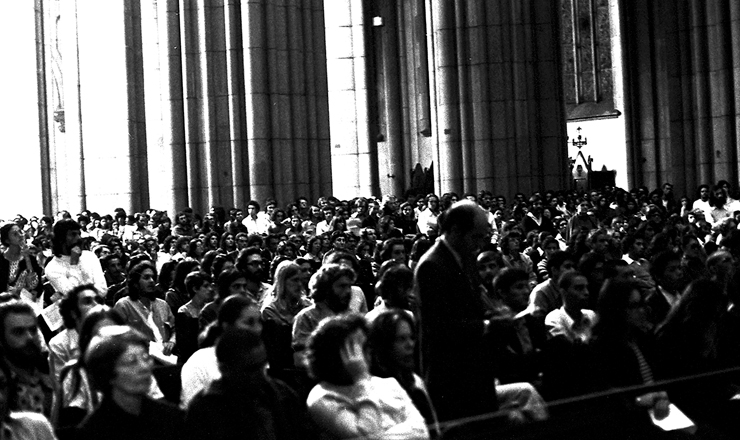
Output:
[0, 179, 739, 438]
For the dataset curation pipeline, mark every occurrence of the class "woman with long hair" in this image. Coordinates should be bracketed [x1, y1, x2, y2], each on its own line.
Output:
[0, 222, 42, 302]
[186, 238, 205, 262]
[261, 261, 311, 384]
[164, 259, 201, 316]
[368, 310, 439, 435]
[306, 314, 429, 439]
[217, 231, 236, 255]
[203, 232, 220, 253]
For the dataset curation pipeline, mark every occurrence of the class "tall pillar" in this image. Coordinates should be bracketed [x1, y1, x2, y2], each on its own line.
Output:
[425, 0, 567, 197]
[324, 0, 374, 198]
[622, 0, 740, 195]
[243, 0, 331, 205]
[70, 0, 148, 214]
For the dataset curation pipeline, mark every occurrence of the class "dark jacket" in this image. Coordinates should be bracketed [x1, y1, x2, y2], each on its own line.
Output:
[184, 377, 316, 440]
[416, 239, 498, 421]
[78, 397, 184, 440]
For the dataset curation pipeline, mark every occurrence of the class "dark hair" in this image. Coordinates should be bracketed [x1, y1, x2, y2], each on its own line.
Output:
[170, 259, 201, 293]
[593, 278, 642, 343]
[247, 200, 261, 211]
[0, 222, 17, 247]
[409, 238, 432, 261]
[322, 250, 360, 273]
[200, 294, 256, 348]
[187, 238, 203, 260]
[211, 254, 234, 281]
[216, 327, 267, 373]
[201, 250, 220, 276]
[60, 284, 101, 329]
[649, 250, 681, 280]
[126, 261, 157, 301]
[100, 254, 122, 272]
[379, 238, 405, 263]
[369, 310, 416, 377]
[85, 326, 149, 396]
[558, 270, 585, 291]
[493, 268, 529, 294]
[0, 300, 36, 348]
[307, 314, 367, 385]
[309, 264, 356, 302]
[546, 250, 574, 276]
[219, 231, 236, 253]
[185, 271, 211, 296]
[52, 219, 82, 256]
[235, 246, 263, 273]
[216, 268, 248, 302]
[499, 231, 522, 255]
[375, 263, 413, 304]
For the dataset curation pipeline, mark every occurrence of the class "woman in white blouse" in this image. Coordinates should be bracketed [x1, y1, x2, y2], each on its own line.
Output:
[306, 314, 429, 440]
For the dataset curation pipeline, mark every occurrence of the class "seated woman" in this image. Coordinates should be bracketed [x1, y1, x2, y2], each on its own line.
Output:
[261, 260, 311, 386]
[176, 272, 215, 364]
[78, 326, 183, 440]
[305, 314, 429, 440]
[368, 310, 439, 436]
[57, 306, 164, 430]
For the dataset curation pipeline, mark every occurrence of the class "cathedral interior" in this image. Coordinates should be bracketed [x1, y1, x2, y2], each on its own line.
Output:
[2, 0, 740, 219]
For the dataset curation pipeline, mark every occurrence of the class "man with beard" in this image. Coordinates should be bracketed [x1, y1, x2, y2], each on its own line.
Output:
[45, 219, 108, 297]
[0, 300, 53, 417]
[235, 246, 272, 306]
[291, 264, 355, 369]
[709, 185, 740, 226]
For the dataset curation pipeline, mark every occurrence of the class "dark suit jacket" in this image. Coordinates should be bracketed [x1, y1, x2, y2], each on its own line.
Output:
[416, 239, 498, 421]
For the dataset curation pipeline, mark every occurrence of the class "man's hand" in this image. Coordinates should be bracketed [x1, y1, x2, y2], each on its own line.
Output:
[162, 340, 175, 356]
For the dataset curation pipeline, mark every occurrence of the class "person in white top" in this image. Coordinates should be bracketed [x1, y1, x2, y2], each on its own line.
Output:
[180, 295, 262, 409]
[44, 219, 108, 298]
[306, 314, 429, 440]
[242, 200, 270, 236]
[692, 184, 713, 222]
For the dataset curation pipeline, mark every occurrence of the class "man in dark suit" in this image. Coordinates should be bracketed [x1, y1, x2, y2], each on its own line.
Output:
[415, 200, 497, 421]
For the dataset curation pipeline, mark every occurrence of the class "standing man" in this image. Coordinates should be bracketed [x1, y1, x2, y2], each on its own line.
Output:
[415, 201, 497, 421]
[45, 219, 108, 297]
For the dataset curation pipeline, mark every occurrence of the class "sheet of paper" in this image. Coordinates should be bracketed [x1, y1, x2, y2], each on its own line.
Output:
[40, 301, 63, 332]
[649, 403, 695, 431]
[149, 341, 177, 366]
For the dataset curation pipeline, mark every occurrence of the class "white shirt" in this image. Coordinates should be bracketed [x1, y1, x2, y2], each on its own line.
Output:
[242, 215, 270, 235]
[44, 251, 108, 297]
[180, 346, 220, 409]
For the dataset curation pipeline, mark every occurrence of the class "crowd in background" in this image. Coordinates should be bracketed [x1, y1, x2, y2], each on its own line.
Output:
[0, 179, 739, 438]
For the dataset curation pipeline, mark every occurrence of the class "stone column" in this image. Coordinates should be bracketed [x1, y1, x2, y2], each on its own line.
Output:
[324, 0, 374, 198]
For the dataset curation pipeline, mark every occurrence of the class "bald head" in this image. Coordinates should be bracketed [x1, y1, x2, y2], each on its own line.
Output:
[440, 200, 490, 257]
[439, 200, 486, 234]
